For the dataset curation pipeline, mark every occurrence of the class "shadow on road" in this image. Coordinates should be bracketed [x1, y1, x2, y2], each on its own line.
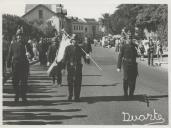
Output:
[80, 94, 168, 104]
[3, 84, 57, 94]
[4, 121, 62, 125]
[60, 83, 120, 87]
[147, 95, 168, 98]
[3, 64, 89, 125]
[3, 94, 67, 99]
[3, 108, 87, 125]
[3, 99, 72, 107]
[82, 75, 102, 76]
[82, 83, 120, 87]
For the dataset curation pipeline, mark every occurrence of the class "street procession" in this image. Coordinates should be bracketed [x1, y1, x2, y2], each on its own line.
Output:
[2, 2, 168, 125]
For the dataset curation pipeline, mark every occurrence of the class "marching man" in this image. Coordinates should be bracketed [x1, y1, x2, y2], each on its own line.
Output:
[82, 36, 92, 64]
[7, 27, 31, 102]
[47, 37, 63, 86]
[63, 34, 87, 102]
[117, 32, 138, 98]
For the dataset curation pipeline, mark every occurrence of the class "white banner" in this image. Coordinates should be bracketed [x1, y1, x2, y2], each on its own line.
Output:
[56, 33, 71, 62]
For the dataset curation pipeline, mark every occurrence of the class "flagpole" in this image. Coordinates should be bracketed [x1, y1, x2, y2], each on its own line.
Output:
[80, 48, 103, 71]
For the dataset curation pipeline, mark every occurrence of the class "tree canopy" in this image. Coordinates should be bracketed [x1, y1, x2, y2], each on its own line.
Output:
[100, 4, 168, 45]
[3, 14, 45, 41]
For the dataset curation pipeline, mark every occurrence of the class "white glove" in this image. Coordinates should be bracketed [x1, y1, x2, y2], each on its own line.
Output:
[70, 62, 74, 66]
[117, 68, 121, 72]
[26, 52, 31, 58]
[47, 62, 50, 66]
[86, 54, 90, 59]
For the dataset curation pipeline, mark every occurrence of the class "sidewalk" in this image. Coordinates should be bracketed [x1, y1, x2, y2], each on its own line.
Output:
[3, 60, 39, 84]
[137, 57, 168, 71]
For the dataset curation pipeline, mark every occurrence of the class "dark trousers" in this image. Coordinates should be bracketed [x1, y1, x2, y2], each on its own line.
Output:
[148, 52, 154, 66]
[39, 53, 43, 65]
[3, 53, 7, 74]
[52, 68, 62, 85]
[12, 62, 29, 99]
[67, 64, 82, 99]
[122, 62, 138, 97]
[123, 78, 136, 96]
[39, 52, 47, 65]
[52, 62, 63, 84]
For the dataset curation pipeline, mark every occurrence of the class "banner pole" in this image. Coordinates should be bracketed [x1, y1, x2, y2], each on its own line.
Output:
[81, 48, 103, 71]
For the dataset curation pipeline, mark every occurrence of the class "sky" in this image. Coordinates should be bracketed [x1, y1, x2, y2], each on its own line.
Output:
[0, 0, 169, 19]
[0, 0, 120, 20]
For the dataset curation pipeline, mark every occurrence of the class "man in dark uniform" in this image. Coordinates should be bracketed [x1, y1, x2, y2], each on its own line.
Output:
[7, 30, 30, 102]
[38, 37, 47, 65]
[147, 39, 155, 66]
[47, 37, 63, 86]
[63, 34, 86, 101]
[3, 34, 10, 75]
[82, 36, 92, 64]
[38, 37, 44, 65]
[121, 27, 127, 39]
[117, 33, 138, 98]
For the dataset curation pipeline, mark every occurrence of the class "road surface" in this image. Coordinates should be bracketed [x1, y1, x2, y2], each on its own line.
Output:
[3, 46, 168, 125]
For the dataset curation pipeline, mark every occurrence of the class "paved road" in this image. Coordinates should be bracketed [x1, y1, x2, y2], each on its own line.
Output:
[3, 46, 168, 125]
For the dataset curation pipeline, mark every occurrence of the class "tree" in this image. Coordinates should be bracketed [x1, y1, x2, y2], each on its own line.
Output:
[101, 4, 168, 45]
[2, 14, 45, 41]
[136, 4, 168, 44]
[38, 22, 56, 38]
[99, 13, 111, 34]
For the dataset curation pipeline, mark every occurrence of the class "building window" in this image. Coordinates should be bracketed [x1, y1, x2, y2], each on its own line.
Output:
[38, 10, 43, 19]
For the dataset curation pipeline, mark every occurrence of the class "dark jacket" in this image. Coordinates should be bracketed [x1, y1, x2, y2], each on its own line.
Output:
[63, 44, 86, 67]
[38, 41, 47, 54]
[148, 42, 155, 53]
[117, 42, 138, 79]
[3, 39, 10, 62]
[7, 40, 28, 67]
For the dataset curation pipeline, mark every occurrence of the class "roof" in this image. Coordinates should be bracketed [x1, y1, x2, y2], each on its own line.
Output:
[76, 19, 85, 23]
[22, 4, 56, 18]
[66, 17, 99, 25]
[84, 18, 97, 23]
[68, 17, 85, 24]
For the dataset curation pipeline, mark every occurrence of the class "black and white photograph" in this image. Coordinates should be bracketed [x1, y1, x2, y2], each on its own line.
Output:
[1, 0, 169, 126]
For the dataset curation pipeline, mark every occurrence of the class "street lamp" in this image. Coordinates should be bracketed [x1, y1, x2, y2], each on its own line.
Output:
[56, 4, 67, 15]
[56, 4, 67, 30]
